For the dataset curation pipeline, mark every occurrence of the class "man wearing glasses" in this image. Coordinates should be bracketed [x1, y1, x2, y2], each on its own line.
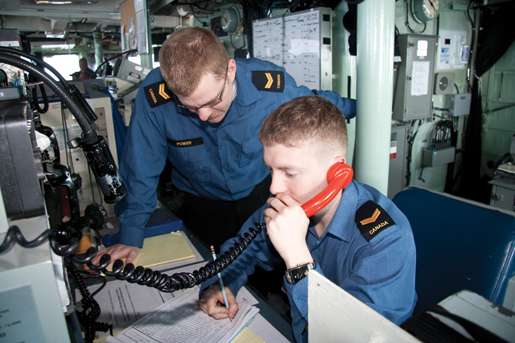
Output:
[98, 27, 355, 264]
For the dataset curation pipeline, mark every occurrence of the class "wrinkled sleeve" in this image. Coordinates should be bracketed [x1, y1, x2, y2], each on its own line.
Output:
[341, 230, 417, 324]
[313, 90, 356, 119]
[278, 69, 356, 119]
[200, 206, 279, 295]
[117, 87, 168, 247]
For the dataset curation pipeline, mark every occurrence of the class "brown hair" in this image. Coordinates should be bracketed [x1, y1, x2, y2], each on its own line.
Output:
[259, 96, 347, 153]
[159, 27, 229, 96]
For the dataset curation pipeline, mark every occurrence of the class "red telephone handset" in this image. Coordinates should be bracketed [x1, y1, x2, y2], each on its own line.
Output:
[301, 162, 353, 217]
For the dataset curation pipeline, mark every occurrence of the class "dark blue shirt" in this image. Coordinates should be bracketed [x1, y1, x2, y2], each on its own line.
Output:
[209, 181, 417, 342]
[118, 58, 356, 247]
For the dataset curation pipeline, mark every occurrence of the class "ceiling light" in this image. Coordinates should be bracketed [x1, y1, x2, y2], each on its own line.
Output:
[36, 1, 73, 4]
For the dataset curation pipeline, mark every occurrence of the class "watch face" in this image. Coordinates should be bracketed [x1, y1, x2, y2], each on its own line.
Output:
[286, 262, 314, 284]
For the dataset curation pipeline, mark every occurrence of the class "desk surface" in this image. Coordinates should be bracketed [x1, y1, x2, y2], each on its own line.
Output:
[181, 229, 293, 342]
[78, 228, 292, 343]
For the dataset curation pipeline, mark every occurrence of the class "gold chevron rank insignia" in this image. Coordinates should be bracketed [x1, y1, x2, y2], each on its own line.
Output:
[355, 201, 395, 241]
[252, 71, 284, 92]
[145, 82, 174, 107]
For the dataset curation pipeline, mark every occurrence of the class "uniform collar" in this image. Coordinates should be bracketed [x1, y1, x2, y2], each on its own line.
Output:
[317, 181, 359, 242]
[144, 67, 166, 86]
[233, 59, 265, 107]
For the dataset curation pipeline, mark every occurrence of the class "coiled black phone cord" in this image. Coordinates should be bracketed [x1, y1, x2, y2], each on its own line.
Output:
[50, 223, 265, 293]
[0, 225, 50, 254]
[1, 222, 264, 291]
[1, 222, 264, 341]
[68, 265, 112, 343]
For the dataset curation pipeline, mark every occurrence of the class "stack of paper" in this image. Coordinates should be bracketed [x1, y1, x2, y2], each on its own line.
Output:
[107, 286, 260, 343]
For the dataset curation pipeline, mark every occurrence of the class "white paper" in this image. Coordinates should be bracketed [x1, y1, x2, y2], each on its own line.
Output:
[253, 10, 322, 89]
[411, 61, 430, 96]
[79, 262, 206, 330]
[308, 270, 420, 343]
[416, 40, 428, 57]
[107, 287, 259, 343]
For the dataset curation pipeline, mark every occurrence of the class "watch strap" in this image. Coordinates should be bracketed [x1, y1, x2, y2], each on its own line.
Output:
[285, 261, 315, 284]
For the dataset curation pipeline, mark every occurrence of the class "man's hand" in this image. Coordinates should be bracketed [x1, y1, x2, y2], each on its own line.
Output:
[264, 193, 312, 269]
[199, 284, 239, 320]
[92, 244, 140, 265]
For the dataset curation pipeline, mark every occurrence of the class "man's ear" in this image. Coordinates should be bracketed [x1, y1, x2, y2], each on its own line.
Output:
[332, 155, 347, 165]
[228, 59, 237, 81]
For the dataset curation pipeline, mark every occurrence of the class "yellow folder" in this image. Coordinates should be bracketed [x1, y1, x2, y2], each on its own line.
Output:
[232, 328, 265, 343]
[133, 231, 196, 268]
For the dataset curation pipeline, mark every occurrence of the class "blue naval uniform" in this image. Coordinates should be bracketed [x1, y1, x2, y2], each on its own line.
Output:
[206, 181, 417, 343]
[118, 58, 356, 247]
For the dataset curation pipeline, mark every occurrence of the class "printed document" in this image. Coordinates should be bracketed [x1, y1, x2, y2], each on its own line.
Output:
[107, 286, 259, 343]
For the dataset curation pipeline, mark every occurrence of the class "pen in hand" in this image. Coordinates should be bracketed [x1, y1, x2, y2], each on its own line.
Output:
[210, 245, 230, 310]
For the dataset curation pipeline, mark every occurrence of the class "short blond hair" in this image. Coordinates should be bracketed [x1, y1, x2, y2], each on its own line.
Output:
[259, 96, 347, 153]
[159, 27, 229, 96]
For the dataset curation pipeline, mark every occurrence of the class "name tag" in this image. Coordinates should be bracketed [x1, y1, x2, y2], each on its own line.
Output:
[169, 137, 203, 147]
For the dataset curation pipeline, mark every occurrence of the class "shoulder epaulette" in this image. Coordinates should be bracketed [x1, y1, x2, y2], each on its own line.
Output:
[144, 82, 174, 107]
[251, 71, 284, 92]
[355, 201, 395, 241]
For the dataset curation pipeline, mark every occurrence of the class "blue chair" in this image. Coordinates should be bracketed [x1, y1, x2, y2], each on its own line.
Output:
[393, 186, 515, 314]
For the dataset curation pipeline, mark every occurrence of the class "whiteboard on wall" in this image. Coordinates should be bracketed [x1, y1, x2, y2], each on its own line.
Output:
[252, 8, 333, 90]
[252, 17, 283, 67]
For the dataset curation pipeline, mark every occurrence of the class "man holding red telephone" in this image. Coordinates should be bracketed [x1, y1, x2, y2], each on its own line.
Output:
[199, 96, 417, 342]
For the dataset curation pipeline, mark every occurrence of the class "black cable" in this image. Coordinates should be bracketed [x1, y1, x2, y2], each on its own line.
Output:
[0, 50, 125, 204]
[94, 49, 137, 76]
[2, 215, 265, 317]
[74, 271, 108, 298]
[30, 82, 49, 113]
[0, 53, 97, 143]
[0, 46, 68, 88]
[50, 223, 265, 293]
[467, 0, 475, 28]
[68, 264, 112, 343]
[0, 48, 98, 135]
[1, 213, 264, 293]
[90, 276, 107, 297]
[0, 225, 50, 254]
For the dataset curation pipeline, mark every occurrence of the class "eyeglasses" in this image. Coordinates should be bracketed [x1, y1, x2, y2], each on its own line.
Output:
[176, 64, 229, 113]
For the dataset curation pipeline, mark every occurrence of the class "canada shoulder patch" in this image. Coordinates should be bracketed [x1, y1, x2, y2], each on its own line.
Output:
[355, 201, 395, 241]
[251, 71, 284, 92]
[144, 82, 174, 107]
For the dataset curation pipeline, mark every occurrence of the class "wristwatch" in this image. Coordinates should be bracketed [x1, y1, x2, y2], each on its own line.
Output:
[285, 261, 316, 284]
